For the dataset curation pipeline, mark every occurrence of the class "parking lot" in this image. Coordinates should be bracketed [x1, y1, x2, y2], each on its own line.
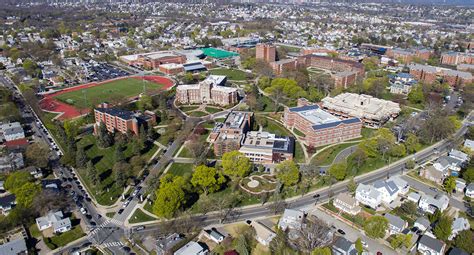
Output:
[84, 63, 130, 82]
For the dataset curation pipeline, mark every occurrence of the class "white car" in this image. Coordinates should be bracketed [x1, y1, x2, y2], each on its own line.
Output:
[80, 207, 87, 215]
[123, 200, 130, 208]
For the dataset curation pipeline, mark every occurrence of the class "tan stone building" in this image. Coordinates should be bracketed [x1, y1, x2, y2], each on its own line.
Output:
[176, 75, 238, 106]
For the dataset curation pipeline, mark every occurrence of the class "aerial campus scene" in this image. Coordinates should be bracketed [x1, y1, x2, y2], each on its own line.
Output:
[0, 0, 473, 254]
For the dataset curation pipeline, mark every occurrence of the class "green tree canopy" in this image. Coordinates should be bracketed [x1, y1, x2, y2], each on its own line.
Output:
[152, 174, 187, 218]
[443, 176, 456, 194]
[4, 171, 32, 192]
[364, 216, 389, 239]
[454, 230, 474, 253]
[222, 151, 252, 178]
[15, 182, 42, 207]
[390, 234, 412, 250]
[328, 162, 347, 181]
[433, 214, 453, 242]
[191, 165, 226, 195]
[312, 247, 332, 255]
[275, 160, 300, 186]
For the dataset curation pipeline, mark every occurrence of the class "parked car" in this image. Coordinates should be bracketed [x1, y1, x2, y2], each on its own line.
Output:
[337, 229, 346, 235]
[80, 207, 87, 214]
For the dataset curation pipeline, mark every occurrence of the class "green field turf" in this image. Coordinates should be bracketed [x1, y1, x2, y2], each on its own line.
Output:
[54, 78, 163, 109]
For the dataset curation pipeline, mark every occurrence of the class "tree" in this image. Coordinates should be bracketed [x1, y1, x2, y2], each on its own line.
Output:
[25, 142, 50, 168]
[408, 85, 425, 104]
[454, 230, 474, 253]
[352, 148, 368, 168]
[399, 201, 417, 216]
[114, 144, 125, 162]
[405, 133, 421, 153]
[153, 175, 187, 218]
[76, 146, 88, 167]
[443, 176, 456, 194]
[433, 214, 453, 242]
[269, 227, 295, 255]
[291, 217, 333, 253]
[97, 123, 113, 148]
[138, 95, 153, 111]
[390, 234, 412, 249]
[428, 209, 442, 223]
[462, 167, 474, 183]
[328, 162, 347, 181]
[15, 182, 42, 207]
[275, 160, 300, 186]
[235, 235, 250, 255]
[222, 151, 252, 179]
[191, 165, 226, 195]
[420, 113, 455, 144]
[347, 178, 357, 194]
[364, 216, 389, 239]
[86, 161, 99, 185]
[4, 171, 32, 192]
[355, 238, 363, 254]
[113, 162, 130, 187]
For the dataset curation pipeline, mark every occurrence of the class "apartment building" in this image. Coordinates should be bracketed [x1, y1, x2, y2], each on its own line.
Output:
[408, 63, 473, 87]
[256, 43, 276, 63]
[385, 48, 432, 63]
[320, 93, 401, 128]
[270, 59, 298, 75]
[239, 131, 294, 164]
[211, 111, 253, 157]
[441, 52, 474, 66]
[93, 103, 156, 135]
[284, 100, 361, 147]
[176, 75, 238, 106]
[408, 63, 438, 84]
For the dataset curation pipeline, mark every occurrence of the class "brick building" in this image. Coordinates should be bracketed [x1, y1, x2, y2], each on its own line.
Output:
[320, 93, 401, 128]
[125, 51, 186, 70]
[210, 111, 253, 157]
[270, 59, 298, 75]
[441, 69, 473, 87]
[440, 52, 474, 66]
[176, 75, 238, 106]
[283, 99, 362, 147]
[256, 43, 276, 63]
[408, 63, 438, 84]
[93, 103, 156, 135]
[239, 131, 294, 164]
[385, 48, 432, 63]
[334, 71, 358, 89]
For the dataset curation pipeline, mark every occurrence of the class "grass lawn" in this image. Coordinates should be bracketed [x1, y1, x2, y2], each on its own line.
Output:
[361, 127, 376, 139]
[179, 106, 199, 112]
[76, 134, 154, 205]
[44, 225, 85, 250]
[40, 112, 66, 150]
[129, 208, 157, 224]
[55, 78, 163, 109]
[209, 68, 248, 81]
[260, 117, 290, 136]
[205, 106, 222, 114]
[106, 212, 115, 218]
[143, 200, 154, 215]
[28, 224, 41, 238]
[293, 128, 305, 137]
[188, 111, 208, 117]
[311, 142, 359, 166]
[178, 146, 193, 158]
[167, 163, 194, 176]
[202, 121, 215, 129]
[294, 142, 305, 163]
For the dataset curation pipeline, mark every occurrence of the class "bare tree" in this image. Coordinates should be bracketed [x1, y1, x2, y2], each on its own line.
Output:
[290, 216, 334, 253]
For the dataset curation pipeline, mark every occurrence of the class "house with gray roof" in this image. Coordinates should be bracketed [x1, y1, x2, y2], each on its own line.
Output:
[278, 209, 305, 230]
[355, 183, 382, 209]
[0, 153, 24, 173]
[0, 122, 25, 142]
[385, 213, 407, 235]
[433, 156, 462, 174]
[373, 180, 400, 205]
[407, 192, 421, 203]
[0, 194, 16, 215]
[174, 241, 208, 255]
[420, 166, 445, 185]
[332, 236, 357, 255]
[417, 235, 446, 255]
[419, 194, 449, 214]
[464, 139, 474, 152]
[449, 217, 470, 241]
[156, 233, 183, 255]
[0, 237, 28, 255]
[414, 217, 431, 232]
[36, 211, 71, 234]
[204, 229, 225, 244]
[449, 150, 469, 163]
[466, 183, 474, 198]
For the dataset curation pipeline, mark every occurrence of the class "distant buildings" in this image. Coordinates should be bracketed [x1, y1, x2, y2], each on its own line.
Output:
[385, 48, 432, 63]
[239, 131, 294, 164]
[120, 51, 186, 69]
[408, 63, 473, 87]
[93, 103, 156, 135]
[256, 43, 276, 63]
[176, 75, 238, 106]
[440, 52, 474, 66]
[283, 99, 362, 147]
[320, 93, 401, 128]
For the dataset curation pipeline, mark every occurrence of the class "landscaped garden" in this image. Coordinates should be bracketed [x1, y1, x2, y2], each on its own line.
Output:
[240, 174, 278, 194]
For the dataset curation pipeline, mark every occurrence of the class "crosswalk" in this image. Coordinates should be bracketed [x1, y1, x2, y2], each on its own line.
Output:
[99, 241, 124, 248]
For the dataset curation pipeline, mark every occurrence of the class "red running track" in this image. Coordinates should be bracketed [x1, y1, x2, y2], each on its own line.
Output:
[39, 75, 175, 120]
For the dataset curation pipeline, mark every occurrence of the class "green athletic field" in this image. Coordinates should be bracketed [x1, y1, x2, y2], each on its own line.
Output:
[54, 78, 163, 109]
[201, 47, 239, 59]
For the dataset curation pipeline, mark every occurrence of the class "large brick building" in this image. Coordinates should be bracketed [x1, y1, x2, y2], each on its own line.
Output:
[385, 48, 432, 63]
[256, 43, 276, 63]
[440, 52, 474, 66]
[270, 59, 298, 75]
[408, 64, 438, 84]
[93, 103, 156, 135]
[239, 131, 294, 164]
[176, 75, 238, 106]
[210, 111, 253, 157]
[123, 51, 186, 70]
[408, 63, 473, 87]
[320, 93, 401, 128]
[283, 99, 362, 147]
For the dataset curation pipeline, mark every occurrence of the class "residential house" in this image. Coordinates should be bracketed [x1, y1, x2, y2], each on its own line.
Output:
[0, 153, 24, 173]
[433, 156, 463, 176]
[420, 166, 445, 185]
[373, 180, 399, 205]
[156, 233, 183, 255]
[204, 229, 225, 244]
[389, 73, 417, 94]
[449, 150, 469, 163]
[414, 217, 431, 232]
[464, 139, 474, 152]
[355, 183, 382, 209]
[455, 179, 466, 194]
[407, 192, 421, 203]
[385, 213, 408, 235]
[278, 209, 305, 231]
[448, 248, 470, 255]
[332, 236, 357, 255]
[448, 217, 470, 241]
[419, 194, 449, 214]
[0, 122, 25, 142]
[35, 211, 72, 234]
[0, 237, 28, 255]
[174, 241, 208, 255]
[333, 193, 361, 215]
[466, 183, 474, 198]
[250, 221, 276, 246]
[0, 194, 16, 215]
[41, 179, 62, 192]
[387, 176, 410, 195]
[417, 235, 446, 255]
